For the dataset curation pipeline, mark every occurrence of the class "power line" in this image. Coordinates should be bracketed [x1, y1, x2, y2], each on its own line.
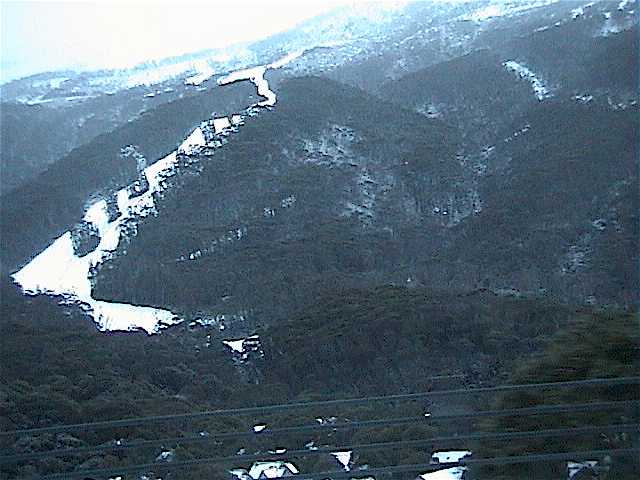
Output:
[2, 401, 637, 464]
[5, 422, 638, 465]
[3, 376, 637, 437]
[265, 448, 640, 480]
[430, 399, 639, 421]
[7, 424, 637, 471]
[35, 447, 640, 480]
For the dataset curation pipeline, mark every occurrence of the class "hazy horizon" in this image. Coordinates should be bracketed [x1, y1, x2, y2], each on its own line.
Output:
[1, 0, 353, 84]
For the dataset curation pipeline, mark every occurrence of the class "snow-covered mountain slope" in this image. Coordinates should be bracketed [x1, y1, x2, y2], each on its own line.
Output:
[3, 0, 638, 334]
[8, 0, 626, 103]
[3, 1, 635, 195]
[8, 52, 306, 332]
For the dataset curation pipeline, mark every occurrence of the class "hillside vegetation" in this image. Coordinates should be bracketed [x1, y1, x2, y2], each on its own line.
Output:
[4, 281, 636, 479]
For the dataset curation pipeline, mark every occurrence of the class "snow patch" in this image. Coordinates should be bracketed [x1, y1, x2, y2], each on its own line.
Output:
[600, 9, 635, 36]
[13, 232, 94, 299]
[219, 66, 275, 106]
[218, 50, 305, 107]
[571, 7, 584, 19]
[574, 94, 593, 104]
[468, 4, 503, 21]
[618, 0, 634, 11]
[127, 61, 193, 87]
[156, 450, 175, 462]
[222, 335, 263, 359]
[465, 0, 560, 22]
[184, 60, 216, 86]
[11, 146, 198, 333]
[592, 218, 607, 231]
[281, 195, 296, 208]
[268, 49, 305, 69]
[83, 200, 110, 237]
[178, 127, 207, 155]
[504, 124, 531, 143]
[503, 60, 550, 100]
[214, 117, 232, 133]
[89, 301, 178, 333]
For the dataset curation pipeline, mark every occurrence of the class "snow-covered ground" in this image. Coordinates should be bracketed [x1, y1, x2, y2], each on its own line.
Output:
[12, 50, 304, 333]
[503, 60, 551, 100]
[178, 127, 207, 155]
[214, 117, 232, 133]
[12, 149, 191, 333]
[184, 60, 217, 86]
[12, 115, 241, 333]
[464, 0, 560, 22]
[218, 50, 305, 107]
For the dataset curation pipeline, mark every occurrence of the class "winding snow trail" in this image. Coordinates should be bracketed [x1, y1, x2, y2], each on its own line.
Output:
[12, 51, 302, 333]
[503, 60, 551, 101]
[13, 151, 188, 333]
[218, 50, 304, 106]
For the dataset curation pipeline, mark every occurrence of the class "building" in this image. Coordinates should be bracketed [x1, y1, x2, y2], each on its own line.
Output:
[230, 461, 299, 480]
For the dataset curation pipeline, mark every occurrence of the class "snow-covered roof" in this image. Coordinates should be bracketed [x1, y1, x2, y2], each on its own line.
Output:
[223, 338, 246, 353]
[331, 451, 352, 471]
[247, 461, 299, 479]
[568, 461, 598, 479]
[230, 468, 250, 480]
[431, 451, 471, 463]
[419, 467, 465, 480]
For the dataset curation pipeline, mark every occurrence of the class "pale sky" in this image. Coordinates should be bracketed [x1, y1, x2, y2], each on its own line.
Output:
[0, 0, 356, 83]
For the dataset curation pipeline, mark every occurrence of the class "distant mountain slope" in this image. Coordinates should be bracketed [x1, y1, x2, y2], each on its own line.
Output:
[376, 17, 639, 306]
[380, 49, 538, 144]
[92, 70, 637, 323]
[3, 0, 638, 329]
[93, 76, 462, 321]
[3, 1, 634, 195]
[379, 23, 637, 141]
[445, 100, 638, 304]
[0, 85, 188, 195]
[0, 81, 255, 274]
